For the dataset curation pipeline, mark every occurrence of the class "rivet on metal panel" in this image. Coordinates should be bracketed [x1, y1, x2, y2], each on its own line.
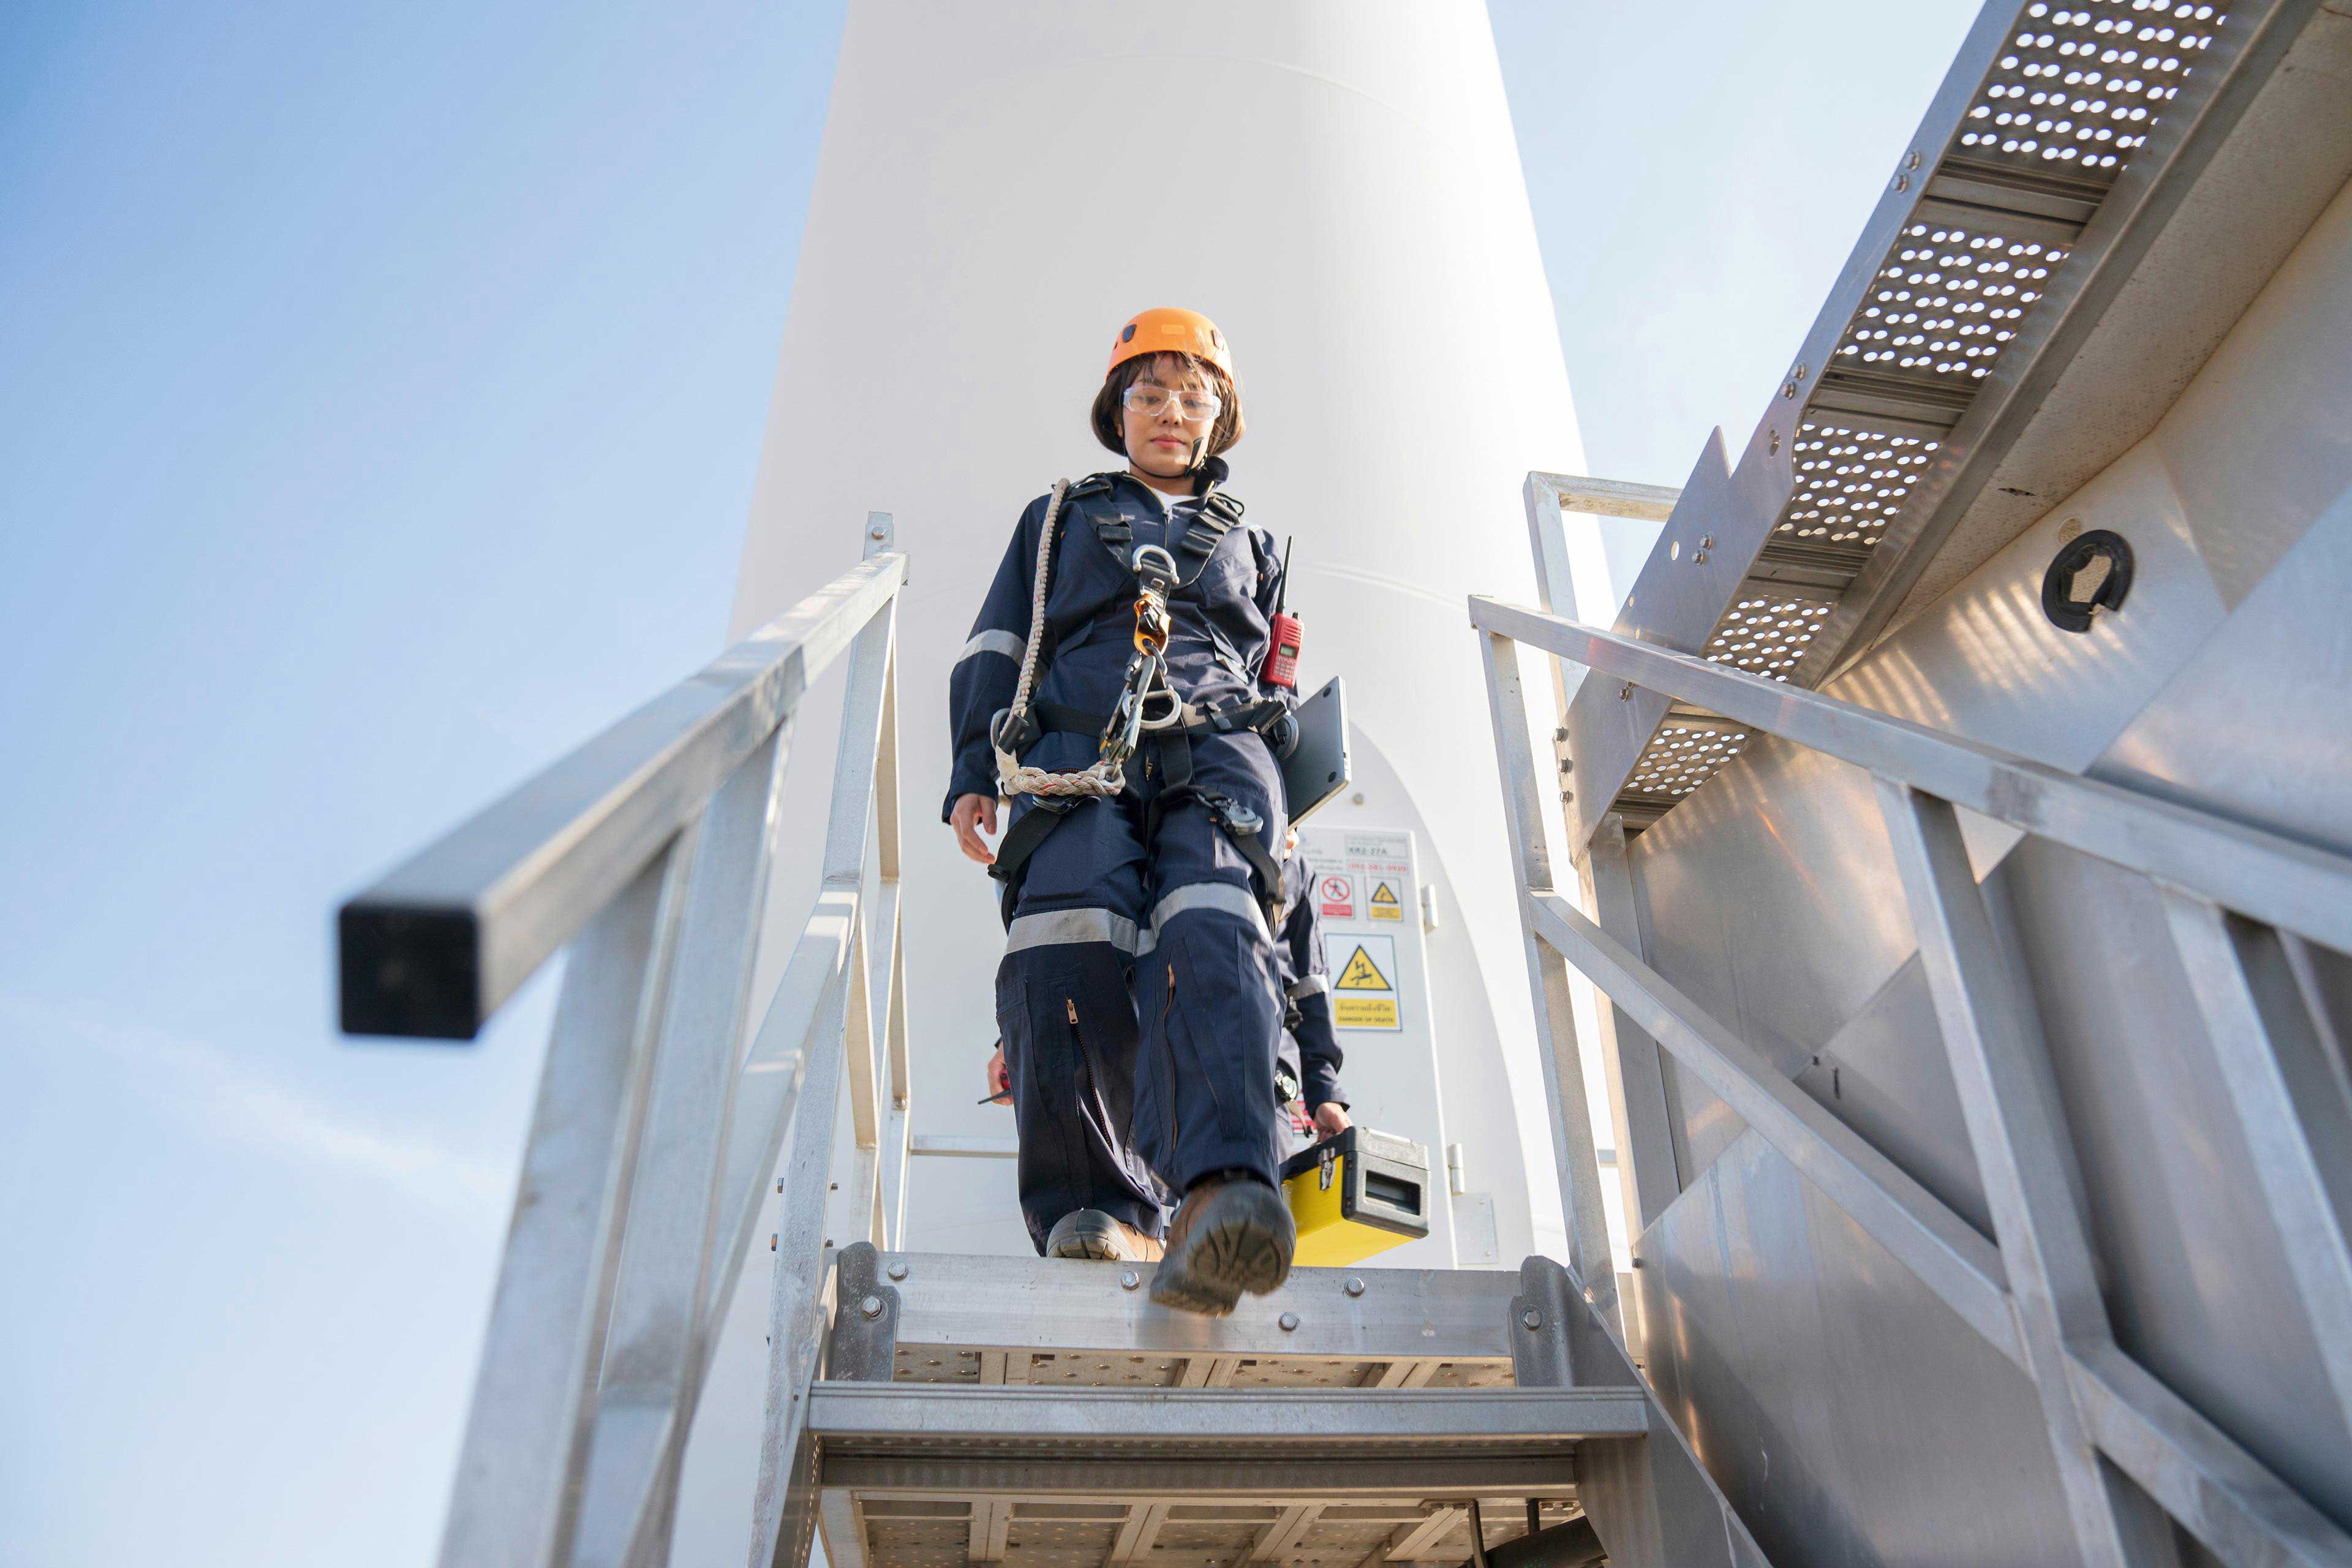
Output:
[1521, 1310, 1543, 1331]
[1558, 758, 1573, 774]
[859, 1294, 884, 1319]
[1618, 684, 1632, 702]
[769, 1234, 777, 1251]
[1893, 173, 1910, 192]
[887, 1261, 908, 1282]
[1279, 1312, 1301, 1332]
[1344, 1278, 1366, 1297]
[1904, 149, 1920, 170]
[1670, 539, 1680, 561]
[1120, 1270, 1140, 1291]
[1559, 791, 1574, 804]
[1768, 428, 1779, 455]
[776, 1178, 784, 1194]
[1553, 726, 1569, 742]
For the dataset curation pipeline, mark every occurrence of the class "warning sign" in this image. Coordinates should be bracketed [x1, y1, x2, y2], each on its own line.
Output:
[1324, 933, 1401, 1031]
[1317, 873, 1356, 920]
[1368, 880, 1403, 921]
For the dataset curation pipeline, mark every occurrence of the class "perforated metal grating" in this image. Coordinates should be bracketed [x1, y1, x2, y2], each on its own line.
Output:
[1624, 725, 1753, 802]
[1779, 424, 1939, 550]
[847, 1498, 1585, 1568]
[1836, 227, 2064, 386]
[1616, 0, 2231, 821]
[1960, 0, 2225, 174]
[1703, 597, 1832, 677]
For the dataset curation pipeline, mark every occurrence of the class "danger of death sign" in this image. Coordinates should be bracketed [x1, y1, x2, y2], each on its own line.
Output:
[1323, 933, 1401, 1031]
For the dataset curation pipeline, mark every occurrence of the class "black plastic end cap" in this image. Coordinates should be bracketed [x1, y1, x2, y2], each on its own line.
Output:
[338, 902, 484, 1041]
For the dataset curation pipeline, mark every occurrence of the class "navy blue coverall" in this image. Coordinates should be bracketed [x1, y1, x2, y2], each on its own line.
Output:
[944, 470, 1294, 1253]
[1272, 854, 1347, 1126]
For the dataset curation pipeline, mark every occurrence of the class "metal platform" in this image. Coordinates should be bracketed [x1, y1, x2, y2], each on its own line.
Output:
[808, 1250, 1674, 1568]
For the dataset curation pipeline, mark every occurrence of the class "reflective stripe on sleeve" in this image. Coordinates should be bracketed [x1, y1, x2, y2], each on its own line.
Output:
[1005, 907, 1141, 956]
[958, 629, 1028, 665]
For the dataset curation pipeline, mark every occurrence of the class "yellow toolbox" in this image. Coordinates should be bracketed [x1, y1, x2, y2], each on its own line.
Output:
[1279, 1126, 1431, 1266]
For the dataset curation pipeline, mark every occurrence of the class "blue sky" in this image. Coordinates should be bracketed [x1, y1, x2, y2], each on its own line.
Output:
[0, 3, 1971, 1562]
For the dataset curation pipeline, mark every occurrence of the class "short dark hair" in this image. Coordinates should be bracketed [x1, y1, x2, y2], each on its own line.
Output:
[1090, 351, 1245, 461]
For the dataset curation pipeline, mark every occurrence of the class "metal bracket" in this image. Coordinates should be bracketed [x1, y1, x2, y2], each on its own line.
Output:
[1506, 1264, 1577, 1391]
[824, 1242, 902, 1384]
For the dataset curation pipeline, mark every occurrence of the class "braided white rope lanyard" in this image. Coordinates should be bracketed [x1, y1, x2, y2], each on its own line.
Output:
[994, 479, 1126, 800]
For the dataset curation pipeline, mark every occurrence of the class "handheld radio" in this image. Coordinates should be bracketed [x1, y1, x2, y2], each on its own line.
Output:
[1261, 535, 1302, 689]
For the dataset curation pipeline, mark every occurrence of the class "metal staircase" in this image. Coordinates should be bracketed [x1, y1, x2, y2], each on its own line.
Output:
[337, 516, 1764, 1568]
[333, 5, 2352, 1563]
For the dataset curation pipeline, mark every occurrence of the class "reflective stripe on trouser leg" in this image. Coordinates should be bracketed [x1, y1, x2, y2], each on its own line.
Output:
[996, 787, 1162, 1251]
[1134, 889, 1287, 1194]
[1007, 907, 1142, 956]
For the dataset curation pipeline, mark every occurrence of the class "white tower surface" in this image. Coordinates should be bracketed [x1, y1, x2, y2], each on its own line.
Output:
[729, 0, 1582, 1277]
[678, 6, 1591, 1556]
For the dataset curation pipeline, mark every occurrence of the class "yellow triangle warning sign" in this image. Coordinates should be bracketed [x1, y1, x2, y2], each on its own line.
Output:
[1370, 881, 1400, 906]
[1335, 945, 1392, 991]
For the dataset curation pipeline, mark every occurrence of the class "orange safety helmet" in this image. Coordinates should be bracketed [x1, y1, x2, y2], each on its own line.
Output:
[1107, 307, 1234, 379]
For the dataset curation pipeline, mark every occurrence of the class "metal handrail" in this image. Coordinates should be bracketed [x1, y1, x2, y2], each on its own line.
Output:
[1476, 586, 2352, 1567]
[338, 547, 905, 1039]
[337, 521, 911, 1568]
[1471, 594, 2352, 954]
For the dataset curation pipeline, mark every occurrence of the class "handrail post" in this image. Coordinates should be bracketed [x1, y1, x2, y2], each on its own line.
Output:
[437, 831, 700, 1568]
[748, 518, 903, 1568]
[1477, 626, 1616, 1324]
[571, 723, 797, 1567]
[1522, 475, 1688, 1250]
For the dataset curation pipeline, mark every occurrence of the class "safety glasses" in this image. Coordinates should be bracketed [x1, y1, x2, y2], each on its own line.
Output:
[1121, 383, 1222, 422]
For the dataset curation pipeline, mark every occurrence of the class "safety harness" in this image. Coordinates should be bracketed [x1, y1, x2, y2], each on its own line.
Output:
[986, 473, 1291, 919]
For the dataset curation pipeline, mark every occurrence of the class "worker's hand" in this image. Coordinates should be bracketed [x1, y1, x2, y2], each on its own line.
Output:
[1284, 827, 1299, 858]
[983, 1044, 1011, 1105]
[951, 793, 999, 865]
[1312, 1102, 1352, 1139]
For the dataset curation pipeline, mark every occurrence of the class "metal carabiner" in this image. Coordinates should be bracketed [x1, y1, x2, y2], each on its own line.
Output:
[1101, 649, 1163, 769]
[1130, 543, 1178, 586]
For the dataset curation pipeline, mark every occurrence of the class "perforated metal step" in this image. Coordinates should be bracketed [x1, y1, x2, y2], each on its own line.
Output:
[807, 1250, 1641, 1568]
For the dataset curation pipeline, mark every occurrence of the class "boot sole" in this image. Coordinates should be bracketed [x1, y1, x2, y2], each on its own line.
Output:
[1148, 1183, 1293, 1316]
[1046, 1210, 1161, 1263]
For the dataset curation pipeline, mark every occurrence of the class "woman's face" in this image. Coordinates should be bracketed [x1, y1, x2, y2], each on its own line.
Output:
[1120, 358, 1221, 481]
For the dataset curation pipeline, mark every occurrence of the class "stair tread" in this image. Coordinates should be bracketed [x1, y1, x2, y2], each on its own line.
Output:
[809, 1382, 1652, 1449]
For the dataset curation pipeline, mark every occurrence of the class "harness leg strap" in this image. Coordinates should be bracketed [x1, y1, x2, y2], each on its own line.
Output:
[989, 797, 1077, 919]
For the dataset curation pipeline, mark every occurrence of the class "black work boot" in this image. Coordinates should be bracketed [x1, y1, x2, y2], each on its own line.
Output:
[1045, 1208, 1165, 1262]
[1148, 1172, 1295, 1316]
